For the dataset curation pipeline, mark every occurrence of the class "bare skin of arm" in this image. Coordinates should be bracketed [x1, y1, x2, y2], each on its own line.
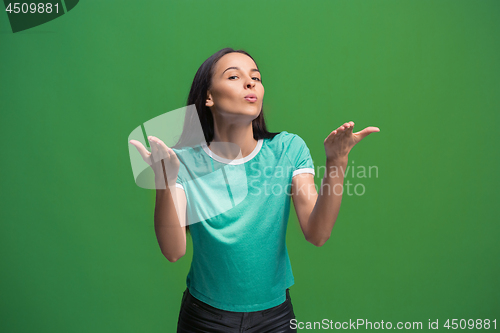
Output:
[292, 121, 380, 246]
[130, 136, 187, 262]
[154, 171, 187, 262]
[292, 158, 347, 247]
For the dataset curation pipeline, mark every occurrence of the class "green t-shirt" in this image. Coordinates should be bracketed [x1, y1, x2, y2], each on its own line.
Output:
[172, 131, 315, 311]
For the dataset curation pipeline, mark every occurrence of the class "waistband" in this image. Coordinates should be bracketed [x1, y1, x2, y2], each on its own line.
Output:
[182, 287, 291, 315]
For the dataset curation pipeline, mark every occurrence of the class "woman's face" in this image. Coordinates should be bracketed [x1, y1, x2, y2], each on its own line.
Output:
[206, 52, 264, 121]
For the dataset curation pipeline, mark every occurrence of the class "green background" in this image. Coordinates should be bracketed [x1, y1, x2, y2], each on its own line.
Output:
[1, 0, 499, 332]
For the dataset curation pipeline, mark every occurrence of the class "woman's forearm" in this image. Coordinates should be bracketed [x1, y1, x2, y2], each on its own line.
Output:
[154, 176, 186, 262]
[307, 157, 348, 246]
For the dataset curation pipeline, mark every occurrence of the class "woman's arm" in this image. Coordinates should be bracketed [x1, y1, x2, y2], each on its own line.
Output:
[129, 136, 187, 261]
[154, 177, 187, 262]
[291, 121, 380, 247]
[291, 157, 347, 247]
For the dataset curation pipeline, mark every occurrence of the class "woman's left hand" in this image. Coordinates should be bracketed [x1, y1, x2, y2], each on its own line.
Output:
[324, 121, 380, 162]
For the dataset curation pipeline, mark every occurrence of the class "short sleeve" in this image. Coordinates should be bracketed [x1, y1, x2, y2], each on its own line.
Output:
[285, 134, 315, 177]
[175, 179, 184, 190]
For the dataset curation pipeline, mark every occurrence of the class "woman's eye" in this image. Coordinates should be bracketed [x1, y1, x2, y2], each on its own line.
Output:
[228, 75, 261, 81]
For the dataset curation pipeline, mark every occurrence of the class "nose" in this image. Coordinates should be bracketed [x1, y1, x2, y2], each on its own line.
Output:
[245, 78, 256, 89]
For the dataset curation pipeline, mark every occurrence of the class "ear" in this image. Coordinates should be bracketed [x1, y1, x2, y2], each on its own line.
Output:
[205, 90, 214, 107]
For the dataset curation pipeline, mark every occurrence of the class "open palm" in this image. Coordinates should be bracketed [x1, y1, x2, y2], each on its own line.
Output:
[129, 136, 180, 188]
[324, 121, 380, 161]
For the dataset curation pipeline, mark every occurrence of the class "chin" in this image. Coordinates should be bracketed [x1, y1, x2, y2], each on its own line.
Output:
[235, 106, 261, 116]
[219, 105, 262, 119]
[248, 107, 262, 119]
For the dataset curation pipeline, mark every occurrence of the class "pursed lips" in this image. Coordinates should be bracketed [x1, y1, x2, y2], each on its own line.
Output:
[244, 94, 257, 102]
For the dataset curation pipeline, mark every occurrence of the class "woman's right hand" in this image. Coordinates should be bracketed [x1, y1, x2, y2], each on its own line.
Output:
[129, 136, 180, 189]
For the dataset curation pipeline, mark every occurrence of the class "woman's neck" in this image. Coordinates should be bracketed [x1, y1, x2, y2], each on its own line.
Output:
[210, 116, 258, 159]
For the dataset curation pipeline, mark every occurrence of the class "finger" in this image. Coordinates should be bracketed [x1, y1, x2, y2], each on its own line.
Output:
[151, 138, 167, 160]
[353, 126, 381, 141]
[153, 141, 166, 161]
[346, 121, 355, 133]
[330, 123, 347, 137]
[343, 120, 355, 129]
[154, 138, 172, 160]
[167, 147, 176, 158]
[325, 128, 338, 141]
[159, 142, 170, 161]
[129, 140, 152, 162]
[327, 121, 350, 139]
[337, 123, 350, 136]
[149, 138, 160, 162]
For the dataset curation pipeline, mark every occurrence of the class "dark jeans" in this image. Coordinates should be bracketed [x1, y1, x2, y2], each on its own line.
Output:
[177, 288, 297, 333]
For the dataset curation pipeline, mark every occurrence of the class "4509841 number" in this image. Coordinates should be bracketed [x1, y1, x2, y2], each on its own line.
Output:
[5, 3, 59, 14]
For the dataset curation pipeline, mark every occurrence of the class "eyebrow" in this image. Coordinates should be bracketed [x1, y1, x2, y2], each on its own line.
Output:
[221, 67, 260, 76]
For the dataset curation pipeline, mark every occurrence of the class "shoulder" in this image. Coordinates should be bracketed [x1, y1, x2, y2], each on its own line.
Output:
[267, 131, 309, 151]
[265, 131, 305, 147]
[264, 131, 311, 163]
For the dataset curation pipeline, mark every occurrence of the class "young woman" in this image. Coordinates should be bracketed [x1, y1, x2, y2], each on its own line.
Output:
[129, 48, 380, 332]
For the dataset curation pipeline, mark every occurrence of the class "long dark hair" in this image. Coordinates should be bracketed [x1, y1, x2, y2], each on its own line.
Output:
[175, 48, 279, 234]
